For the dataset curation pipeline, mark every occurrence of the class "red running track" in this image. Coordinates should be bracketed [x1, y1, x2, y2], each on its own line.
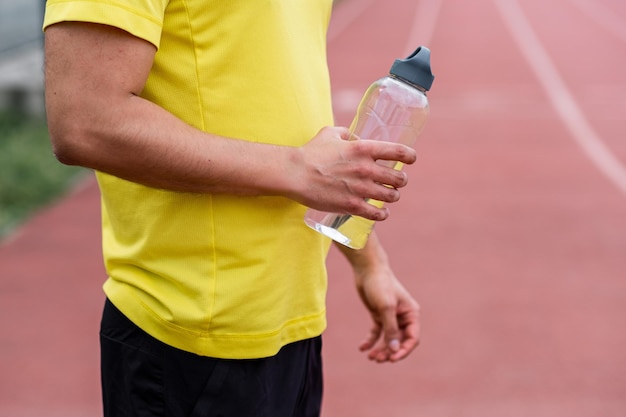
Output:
[1, 0, 626, 416]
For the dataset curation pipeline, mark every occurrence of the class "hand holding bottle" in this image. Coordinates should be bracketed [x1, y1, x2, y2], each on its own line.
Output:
[294, 126, 417, 221]
[305, 46, 435, 249]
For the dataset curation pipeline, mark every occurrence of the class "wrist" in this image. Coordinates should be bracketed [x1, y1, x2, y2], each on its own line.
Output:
[338, 233, 390, 280]
[277, 145, 309, 204]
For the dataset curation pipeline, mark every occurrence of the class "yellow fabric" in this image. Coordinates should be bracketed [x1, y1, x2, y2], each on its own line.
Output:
[44, 0, 334, 359]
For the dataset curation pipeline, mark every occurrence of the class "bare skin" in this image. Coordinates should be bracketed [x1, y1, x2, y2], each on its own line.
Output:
[338, 233, 420, 362]
[44, 22, 416, 221]
[44, 21, 421, 361]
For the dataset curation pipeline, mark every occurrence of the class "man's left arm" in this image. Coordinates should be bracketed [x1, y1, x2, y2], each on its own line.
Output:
[336, 232, 421, 363]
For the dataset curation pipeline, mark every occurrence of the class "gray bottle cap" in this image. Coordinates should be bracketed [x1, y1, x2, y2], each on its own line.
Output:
[389, 46, 435, 91]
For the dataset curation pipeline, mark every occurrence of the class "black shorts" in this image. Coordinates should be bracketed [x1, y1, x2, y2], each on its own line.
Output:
[100, 299, 323, 417]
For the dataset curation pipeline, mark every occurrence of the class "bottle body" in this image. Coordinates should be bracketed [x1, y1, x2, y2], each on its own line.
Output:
[304, 75, 430, 249]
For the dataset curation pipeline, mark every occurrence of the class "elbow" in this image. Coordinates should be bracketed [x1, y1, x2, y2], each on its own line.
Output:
[45, 84, 104, 168]
[47, 115, 90, 167]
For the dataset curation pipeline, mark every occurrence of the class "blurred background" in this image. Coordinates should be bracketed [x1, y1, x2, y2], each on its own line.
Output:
[1, 0, 625, 416]
[0, 0, 84, 240]
[0, 0, 45, 114]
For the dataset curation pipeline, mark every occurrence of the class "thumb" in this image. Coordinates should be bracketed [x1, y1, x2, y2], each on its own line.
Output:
[381, 307, 401, 352]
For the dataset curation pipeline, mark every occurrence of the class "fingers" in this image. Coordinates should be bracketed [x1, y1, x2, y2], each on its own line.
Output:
[388, 318, 420, 362]
[326, 126, 418, 167]
[381, 303, 402, 354]
[363, 306, 403, 363]
[346, 141, 414, 217]
[370, 163, 409, 192]
[388, 304, 421, 362]
[297, 127, 416, 219]
[358, 326, 381, 352]
[360, 303, 421, 363]
[349, 141, 415, 188]
[390, 331, 419, 362]
[363, 140, 417, 166]
[362, 328, 419, 363]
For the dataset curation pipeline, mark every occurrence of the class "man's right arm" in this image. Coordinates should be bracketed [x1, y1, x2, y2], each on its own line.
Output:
[45, 22, 416, 221]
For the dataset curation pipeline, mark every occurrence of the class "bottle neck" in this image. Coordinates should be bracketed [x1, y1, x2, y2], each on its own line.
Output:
[389, 74, 428, 93]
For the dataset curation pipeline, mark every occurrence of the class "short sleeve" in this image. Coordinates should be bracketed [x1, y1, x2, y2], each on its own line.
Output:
[43, 0, 169, 48]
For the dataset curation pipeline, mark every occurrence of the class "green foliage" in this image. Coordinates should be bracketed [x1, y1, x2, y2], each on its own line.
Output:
[0, 111, 85, 239]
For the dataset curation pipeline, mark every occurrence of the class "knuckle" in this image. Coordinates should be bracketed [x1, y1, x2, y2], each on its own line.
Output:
[354, 164, 373, 178]
[386, 187, 400, 202]
[390, 169, 407, 186]
[351, 140, 370, 155]
[381, 300, 397, 313]
[396, 145, 416, 163]
[344, 197, 362, 213]
[396, 170, 408, 186]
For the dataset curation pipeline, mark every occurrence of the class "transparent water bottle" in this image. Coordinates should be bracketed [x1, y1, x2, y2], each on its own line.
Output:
[304, 46, 435, 249]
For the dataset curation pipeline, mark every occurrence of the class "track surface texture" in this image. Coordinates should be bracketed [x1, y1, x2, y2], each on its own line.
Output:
[1, 0, 625, 416]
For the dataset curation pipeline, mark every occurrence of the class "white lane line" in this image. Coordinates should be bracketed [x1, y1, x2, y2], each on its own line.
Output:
[327, 0, 379, 43]
[327, 0, 379, 115]
[404, 0, 443, 54]
[494, 0, 626, 196]
[568, 0, 626, 43]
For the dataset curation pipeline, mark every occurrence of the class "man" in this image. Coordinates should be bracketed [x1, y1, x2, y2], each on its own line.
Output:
[43, 1, 420, 416]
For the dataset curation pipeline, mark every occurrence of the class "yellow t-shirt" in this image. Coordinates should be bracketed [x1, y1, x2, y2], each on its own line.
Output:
[44, 0, 334, 359]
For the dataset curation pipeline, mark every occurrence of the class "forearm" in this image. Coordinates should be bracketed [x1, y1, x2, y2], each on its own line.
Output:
[44, 22, 416, 218]
[336, 232, 391, 282]
[47, 91, 298, 196]
[338, 231, 421, 362]
[45, 22, 300, 197]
